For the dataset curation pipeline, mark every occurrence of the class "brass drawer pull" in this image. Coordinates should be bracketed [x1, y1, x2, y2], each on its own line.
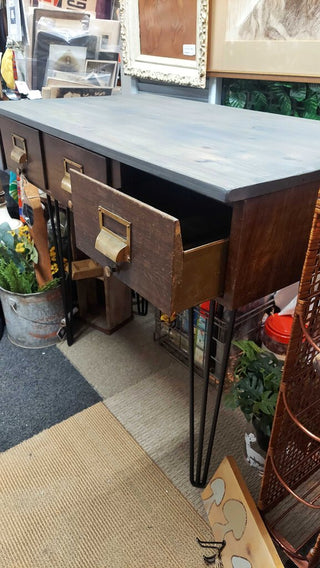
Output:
[95, 206, 131, 263]
[11, 134, 27, 165]
[61, 158, 83, 193]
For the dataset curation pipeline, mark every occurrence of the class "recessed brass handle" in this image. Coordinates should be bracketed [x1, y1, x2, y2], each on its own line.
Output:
[95, 206, 131, 263]
[11, 134, 27, 165]
[61, 158, 83, 194]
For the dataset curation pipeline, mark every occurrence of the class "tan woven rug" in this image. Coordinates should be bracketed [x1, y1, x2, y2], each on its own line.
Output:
[0, 402, 213, 568]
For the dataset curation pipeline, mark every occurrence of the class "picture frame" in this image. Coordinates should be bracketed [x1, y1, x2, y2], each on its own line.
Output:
[85, 59, 118, 86]
[30, 8, 91, 89]
[208, 0, 320, 80]
[30, 8, 89, 59]
[119, 0, 209, 88]
[42, 85, 112, 99]
[88, 18, 120, 51]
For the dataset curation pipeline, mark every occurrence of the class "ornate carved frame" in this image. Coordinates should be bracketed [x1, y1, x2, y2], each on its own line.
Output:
[119, 0, 209, 88]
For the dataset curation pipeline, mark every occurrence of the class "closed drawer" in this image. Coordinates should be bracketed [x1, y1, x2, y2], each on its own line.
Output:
[71, 170, 230, 314]
[0, 117, 46, 189]
[43, 134, 108, 207]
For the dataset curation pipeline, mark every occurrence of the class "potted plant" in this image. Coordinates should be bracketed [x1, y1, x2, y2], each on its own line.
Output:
[224, 339, 283, 451]
[0, 221, 64, 348]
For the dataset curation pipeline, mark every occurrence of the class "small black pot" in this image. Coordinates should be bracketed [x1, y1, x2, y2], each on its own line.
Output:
[252, 416, 270, 452]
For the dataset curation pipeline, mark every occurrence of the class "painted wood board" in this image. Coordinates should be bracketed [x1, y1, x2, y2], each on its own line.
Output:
[1, 94, 320, 203]
[201, 456, 283, 567]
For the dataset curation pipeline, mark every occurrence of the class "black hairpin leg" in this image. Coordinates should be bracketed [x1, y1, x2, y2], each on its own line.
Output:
[47, 197, 73, 346]
[189, 301, 236, 487]
[65, 206, 74, 336]
[197, 538, 226, 564]
[136, 293, 148, 316]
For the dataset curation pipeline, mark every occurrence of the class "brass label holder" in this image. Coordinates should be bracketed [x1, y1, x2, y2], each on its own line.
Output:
[95, 205, 131, 263]
[61, 158, 83, 194]
[11, 134, 27, 165]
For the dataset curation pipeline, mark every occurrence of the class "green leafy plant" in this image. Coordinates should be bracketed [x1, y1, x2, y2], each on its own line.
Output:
[222, 79, 320, 120]
[224, 339, 283, 437]
[0, 222, 60, 294]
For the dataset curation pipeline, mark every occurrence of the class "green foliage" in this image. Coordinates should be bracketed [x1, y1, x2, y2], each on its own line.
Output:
[222, 79, 320, 120]
[0, 258, 37, 294]
[224, 340, 283, 437]
[39, 278, 61, 292]
[0, 222, 59, 294]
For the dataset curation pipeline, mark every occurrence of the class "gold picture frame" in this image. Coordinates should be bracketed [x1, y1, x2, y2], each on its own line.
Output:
[119, 0, 209, 88]
[208, 0, 320, 80]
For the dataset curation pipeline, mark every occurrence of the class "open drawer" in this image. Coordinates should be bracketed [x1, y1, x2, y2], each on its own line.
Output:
[71, 169, 231, 314]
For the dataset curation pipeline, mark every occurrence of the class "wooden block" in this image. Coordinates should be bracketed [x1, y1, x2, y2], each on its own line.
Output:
[103, 269, 132, 333]
[71, 259, 103, 280]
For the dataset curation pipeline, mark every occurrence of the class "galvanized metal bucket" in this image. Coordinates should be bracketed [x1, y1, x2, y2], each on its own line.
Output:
[0, 285, 64, 348]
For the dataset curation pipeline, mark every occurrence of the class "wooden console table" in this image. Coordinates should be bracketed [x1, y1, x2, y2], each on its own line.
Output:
[0, 93, 319, 486]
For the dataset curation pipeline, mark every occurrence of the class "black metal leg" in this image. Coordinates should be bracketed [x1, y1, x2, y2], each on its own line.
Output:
[66, 207, 74, 336]
[47, 197, 73, 346]
[189, 307, 195, 484]
[189, 301, 236, 487]
[134, 292, 149, 316]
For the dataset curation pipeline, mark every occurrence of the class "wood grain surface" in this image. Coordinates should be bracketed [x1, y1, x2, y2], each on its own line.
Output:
[138, 0, 197, 60]
[1, 94, 320, 203]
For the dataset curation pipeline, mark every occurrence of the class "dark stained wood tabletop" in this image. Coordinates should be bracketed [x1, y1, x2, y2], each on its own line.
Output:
[1, 93, 320, 203]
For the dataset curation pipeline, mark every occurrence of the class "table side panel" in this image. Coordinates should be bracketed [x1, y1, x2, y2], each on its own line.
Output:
[222, 182, 319, 309]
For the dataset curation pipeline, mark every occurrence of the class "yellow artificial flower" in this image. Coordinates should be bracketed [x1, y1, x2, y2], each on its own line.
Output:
[49, 246, 57, 259]
[15, 242, 25, 253]
[50, 263, 59, 275]
[18, 225, 28, 236]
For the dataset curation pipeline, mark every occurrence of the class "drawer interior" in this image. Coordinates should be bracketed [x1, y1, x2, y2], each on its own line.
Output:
[120, 165, 232, 249]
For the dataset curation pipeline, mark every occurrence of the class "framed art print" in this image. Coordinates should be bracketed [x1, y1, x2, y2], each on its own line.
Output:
[208, 0, 320, 80]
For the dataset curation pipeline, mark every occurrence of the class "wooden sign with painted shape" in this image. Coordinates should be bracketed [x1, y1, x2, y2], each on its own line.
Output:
[201, 456, 283, 567]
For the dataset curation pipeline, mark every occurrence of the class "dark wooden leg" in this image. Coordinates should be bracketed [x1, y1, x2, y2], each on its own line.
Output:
[103, 268, 132, 333]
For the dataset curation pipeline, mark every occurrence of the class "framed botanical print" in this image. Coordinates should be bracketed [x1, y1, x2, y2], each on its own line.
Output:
[208, 0, 320, 80]
[120, 0, 209, 88]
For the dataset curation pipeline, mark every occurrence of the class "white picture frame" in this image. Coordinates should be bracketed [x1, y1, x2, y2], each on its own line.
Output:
[119, 0, 209, 88]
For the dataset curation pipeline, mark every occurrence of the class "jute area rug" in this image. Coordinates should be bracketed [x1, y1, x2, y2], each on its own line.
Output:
[0, 402, 213, 568]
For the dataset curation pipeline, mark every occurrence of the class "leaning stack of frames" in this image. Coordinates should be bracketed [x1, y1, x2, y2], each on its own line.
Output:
[258, 190, 320, 567]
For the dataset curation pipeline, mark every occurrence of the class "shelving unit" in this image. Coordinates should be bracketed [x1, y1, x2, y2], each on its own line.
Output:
[259, 192, 320, 567]
[154, 296, 274, 385]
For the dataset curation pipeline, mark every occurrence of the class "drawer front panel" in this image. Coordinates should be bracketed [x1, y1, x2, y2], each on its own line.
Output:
[43, 134, 108, 207]
[71, 170, 183, 314]
[71, 171, 228, 314]
[0, 117, 46, 189]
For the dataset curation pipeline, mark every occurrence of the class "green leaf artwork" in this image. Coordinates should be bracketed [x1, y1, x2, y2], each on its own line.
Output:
[223, 79, 320, 120]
